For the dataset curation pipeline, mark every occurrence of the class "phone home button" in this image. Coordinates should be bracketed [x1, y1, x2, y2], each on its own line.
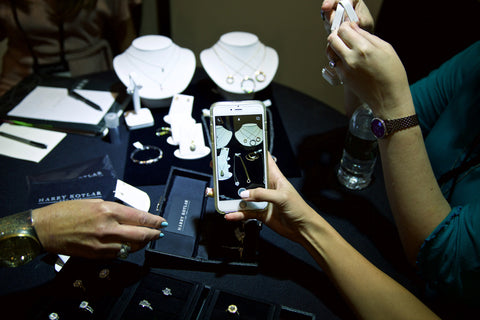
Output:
[239, 201, 247, 209]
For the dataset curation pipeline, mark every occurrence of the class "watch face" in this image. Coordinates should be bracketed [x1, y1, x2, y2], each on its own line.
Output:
[371, 118, 386, 138]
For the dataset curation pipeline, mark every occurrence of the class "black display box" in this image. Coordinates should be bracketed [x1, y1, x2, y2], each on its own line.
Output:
[146, 167, 262, 270]
[196, 287, 316, 320]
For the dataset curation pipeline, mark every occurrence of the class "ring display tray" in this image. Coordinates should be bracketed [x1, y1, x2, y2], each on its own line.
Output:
[117, 270, 204, 320]
[146, 167, 261, 269]
[195, 288, 317, 320]
[198, 288, 276, 320]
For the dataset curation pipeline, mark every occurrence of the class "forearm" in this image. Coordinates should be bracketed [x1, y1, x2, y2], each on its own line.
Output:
[299, 211, 439, 320]
[379, 128, 451, 260]
[375, 98, 451, 263]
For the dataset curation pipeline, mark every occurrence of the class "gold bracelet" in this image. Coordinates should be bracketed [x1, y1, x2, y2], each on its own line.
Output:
[0, 210, 43, 267]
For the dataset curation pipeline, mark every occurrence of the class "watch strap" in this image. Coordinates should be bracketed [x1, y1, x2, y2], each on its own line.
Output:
[371, 114, 419, 138]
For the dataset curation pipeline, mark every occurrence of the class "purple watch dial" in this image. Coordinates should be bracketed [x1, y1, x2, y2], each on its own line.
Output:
[371, 118, 386, 138]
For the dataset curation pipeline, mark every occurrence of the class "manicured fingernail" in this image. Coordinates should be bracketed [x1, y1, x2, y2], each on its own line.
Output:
[240, 190, 250, 198]
[159, 232, 165, 238]
[161, 221, 168, 227]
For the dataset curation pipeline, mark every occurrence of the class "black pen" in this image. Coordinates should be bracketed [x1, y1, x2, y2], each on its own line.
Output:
[0, 131, 48, 149]
[68, 89, 103, 111]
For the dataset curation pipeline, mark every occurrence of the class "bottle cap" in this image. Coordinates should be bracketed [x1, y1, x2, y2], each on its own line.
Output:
[104, 112, 119, 128]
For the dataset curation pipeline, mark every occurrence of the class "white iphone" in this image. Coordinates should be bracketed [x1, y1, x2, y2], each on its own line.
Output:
[210, 100, 268, 214]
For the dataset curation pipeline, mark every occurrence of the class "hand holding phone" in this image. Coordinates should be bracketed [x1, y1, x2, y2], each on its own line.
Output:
[210, 100, 268, 213]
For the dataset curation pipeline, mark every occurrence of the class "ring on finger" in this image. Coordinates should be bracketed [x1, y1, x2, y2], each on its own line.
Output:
[117, 243, 131, 259]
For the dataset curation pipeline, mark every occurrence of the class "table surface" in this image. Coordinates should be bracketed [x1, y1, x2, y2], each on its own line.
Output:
[0, 69, 443, 319]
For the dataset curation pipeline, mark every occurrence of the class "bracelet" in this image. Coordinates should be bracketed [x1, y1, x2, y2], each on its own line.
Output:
[0, 209, 43, 267]
[130, 141, 163, 165]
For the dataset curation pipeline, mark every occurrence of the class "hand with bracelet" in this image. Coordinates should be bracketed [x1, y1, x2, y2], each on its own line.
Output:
[0, 199, 168, 267]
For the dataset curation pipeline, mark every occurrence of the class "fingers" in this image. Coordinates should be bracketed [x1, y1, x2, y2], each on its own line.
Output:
[99, 202, 168, 254]
[224, 211, 258, 221]
[327, 22, 371, 64]
[108, 202, 166, 229]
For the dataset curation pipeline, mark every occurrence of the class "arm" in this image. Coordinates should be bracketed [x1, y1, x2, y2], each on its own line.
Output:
[0, 199, 167, 266]
[327, 22, 451, 263]
[225, 155, 439, 320]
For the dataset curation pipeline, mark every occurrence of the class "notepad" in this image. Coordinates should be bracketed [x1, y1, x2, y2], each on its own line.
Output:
[7, 86, 116, 125]
[0, 123, 66, 163]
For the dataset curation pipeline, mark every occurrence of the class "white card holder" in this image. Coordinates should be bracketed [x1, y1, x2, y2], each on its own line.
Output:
[174, 122, 210, 160]
[163, 94, 194, 124]
[114, 179, 151, 212]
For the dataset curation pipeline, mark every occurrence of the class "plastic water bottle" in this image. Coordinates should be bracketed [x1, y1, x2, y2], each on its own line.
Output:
[337, 104, 378, 190]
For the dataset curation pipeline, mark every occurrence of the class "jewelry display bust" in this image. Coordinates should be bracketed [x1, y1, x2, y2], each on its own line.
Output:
[200, 32, 278, 95]
[113, 35, 196, 102]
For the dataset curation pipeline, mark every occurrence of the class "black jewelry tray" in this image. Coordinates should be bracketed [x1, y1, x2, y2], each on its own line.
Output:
[116, 269, 205, 320]
[146, 167, 262, 270]
[195, 287, 317, 320]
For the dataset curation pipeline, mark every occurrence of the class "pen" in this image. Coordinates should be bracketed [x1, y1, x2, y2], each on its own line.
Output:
[68, 89, 103, 111]
[0, 131, 48, 149]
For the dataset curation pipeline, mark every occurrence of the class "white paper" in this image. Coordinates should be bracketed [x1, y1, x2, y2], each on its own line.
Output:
[7, 86, 116, 125]
[0, 123, 66, 163]
[114, 179, 151, 212]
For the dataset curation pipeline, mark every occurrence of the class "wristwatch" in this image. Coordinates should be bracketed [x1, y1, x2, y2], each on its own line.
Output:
[0, 210, 43, 267]
[371, 114, 419, 139]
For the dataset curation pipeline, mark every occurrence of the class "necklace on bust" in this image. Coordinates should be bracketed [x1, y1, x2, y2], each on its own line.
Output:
[217, 147, 232, 180]
[235, 123, 263, 147]
[215, 125, 233, 149]
[213, 43, 266, 93]
[125, 46, 179, 91]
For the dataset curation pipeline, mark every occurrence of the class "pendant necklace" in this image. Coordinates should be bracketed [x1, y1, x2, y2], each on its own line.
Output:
[234, 153, 251, 186]
[234, 123, 263, 147]
[217, 148, 232, 180]
[126, 46, 179, 91]
[216, 43, 267, 82]
[213, 43, 266, 93]
[215, 125, 233, 149]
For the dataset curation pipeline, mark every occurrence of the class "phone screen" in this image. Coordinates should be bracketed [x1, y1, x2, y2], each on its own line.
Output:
[213, 109, 267, 208]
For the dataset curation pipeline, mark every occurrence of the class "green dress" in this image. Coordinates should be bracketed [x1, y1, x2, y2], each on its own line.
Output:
[410, 41, 480, 304]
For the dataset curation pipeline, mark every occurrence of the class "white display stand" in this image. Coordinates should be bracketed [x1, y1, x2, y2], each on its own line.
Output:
[123, 73, 154, 130]
[174, 123, 210, 160]
[200, 31, 278, 95]
[162, 94, 210, 160]
[113, 35, 196, 106]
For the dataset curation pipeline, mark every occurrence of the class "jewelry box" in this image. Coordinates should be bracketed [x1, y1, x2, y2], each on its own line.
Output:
[146, 166, 262, 269]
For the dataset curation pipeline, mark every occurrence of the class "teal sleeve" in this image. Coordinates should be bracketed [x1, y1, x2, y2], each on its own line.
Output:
[417, 201, 480, 304]
[410, 41, 480, 135]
